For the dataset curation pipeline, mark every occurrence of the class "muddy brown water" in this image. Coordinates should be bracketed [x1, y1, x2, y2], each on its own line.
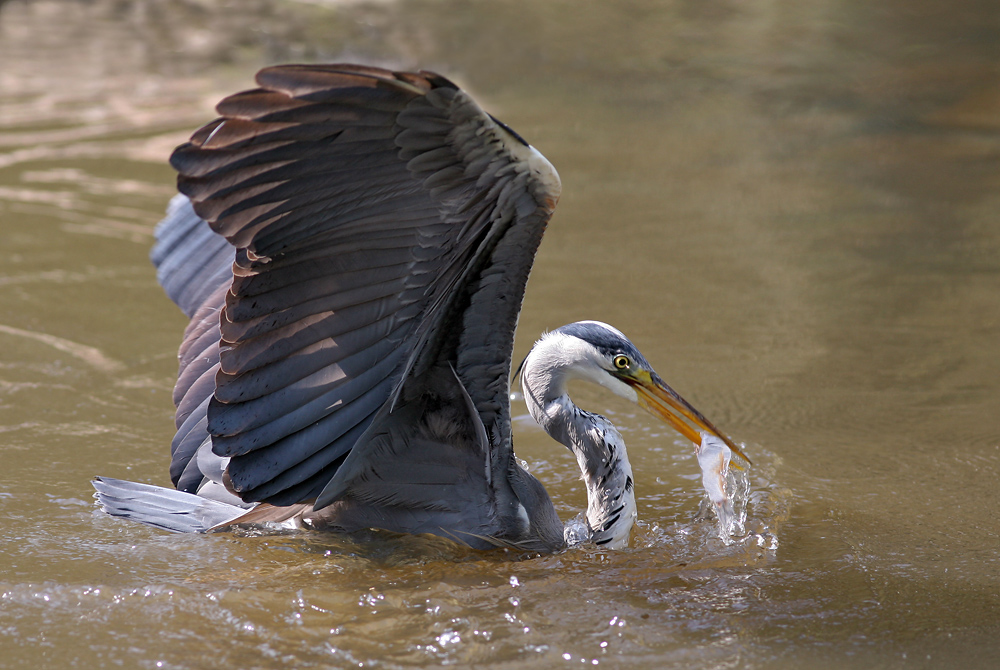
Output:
[1, 1, 999, 668]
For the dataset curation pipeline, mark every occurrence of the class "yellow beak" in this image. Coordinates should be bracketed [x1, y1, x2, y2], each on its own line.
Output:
[622, 370, 752, 466]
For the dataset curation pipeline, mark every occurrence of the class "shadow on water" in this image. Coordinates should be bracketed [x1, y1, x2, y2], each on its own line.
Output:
[1, 0, 1000, 668]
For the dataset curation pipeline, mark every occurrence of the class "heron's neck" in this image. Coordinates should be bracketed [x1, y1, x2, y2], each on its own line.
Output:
[522, 362, 637, 548]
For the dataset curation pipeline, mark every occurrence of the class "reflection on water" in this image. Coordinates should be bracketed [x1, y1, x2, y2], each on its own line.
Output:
[2, 0, 1000, 668]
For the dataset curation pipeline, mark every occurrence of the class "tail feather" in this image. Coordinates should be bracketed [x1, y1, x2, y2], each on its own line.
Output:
[92, 477, 247, 533]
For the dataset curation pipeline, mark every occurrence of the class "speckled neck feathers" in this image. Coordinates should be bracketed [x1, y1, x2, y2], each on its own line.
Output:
[520, 328, 638, 548]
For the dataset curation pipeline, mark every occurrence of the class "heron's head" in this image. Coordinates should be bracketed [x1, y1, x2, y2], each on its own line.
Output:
[523, 321, 751, 465]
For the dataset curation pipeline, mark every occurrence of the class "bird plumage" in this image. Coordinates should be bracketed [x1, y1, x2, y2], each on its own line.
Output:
[519, 323, 647, 548]
[94, 64, 744, 553]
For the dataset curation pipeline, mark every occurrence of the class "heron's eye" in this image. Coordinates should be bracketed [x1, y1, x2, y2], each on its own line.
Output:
[613, 355, 630, 370]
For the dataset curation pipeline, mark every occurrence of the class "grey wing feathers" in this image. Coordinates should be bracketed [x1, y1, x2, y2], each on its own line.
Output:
[92, 477, 246, 534]
[163, 64, 561, 518]
[169, 285, 225, 493]
[151, 195, 234, 319]
[150, 199, 230, 494]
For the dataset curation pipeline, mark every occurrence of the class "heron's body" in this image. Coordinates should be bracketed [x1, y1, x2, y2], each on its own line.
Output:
[94, 64, 747, 552]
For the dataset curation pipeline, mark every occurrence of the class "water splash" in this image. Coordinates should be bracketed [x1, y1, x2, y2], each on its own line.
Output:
[696, 433, 752, 546]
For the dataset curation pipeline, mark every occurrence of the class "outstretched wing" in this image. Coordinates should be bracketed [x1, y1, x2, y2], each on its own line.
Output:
[166, 64, 561, 509]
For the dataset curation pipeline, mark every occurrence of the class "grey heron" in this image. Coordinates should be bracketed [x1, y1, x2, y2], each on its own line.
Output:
[94, 64, 750, 552]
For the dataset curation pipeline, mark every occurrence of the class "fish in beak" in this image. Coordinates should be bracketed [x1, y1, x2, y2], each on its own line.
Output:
[620, 370, 752, 466]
